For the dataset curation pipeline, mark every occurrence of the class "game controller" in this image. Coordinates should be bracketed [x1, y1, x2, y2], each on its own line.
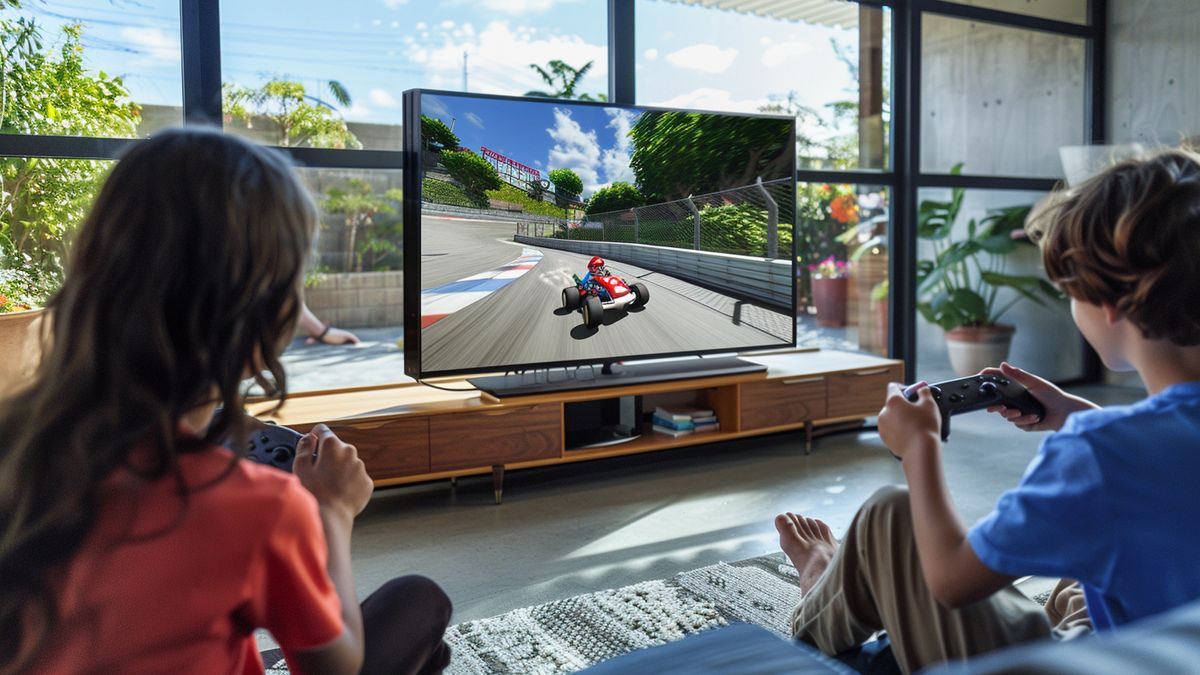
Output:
[903, 373, 1046, 441]
[231, 419, 306, 472]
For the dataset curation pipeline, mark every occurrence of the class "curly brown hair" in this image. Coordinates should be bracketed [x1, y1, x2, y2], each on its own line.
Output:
[1038, 148, 1200, 347]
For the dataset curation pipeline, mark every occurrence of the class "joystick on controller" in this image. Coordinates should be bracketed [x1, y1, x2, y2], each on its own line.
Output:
[221, 416, 306, 472]
[903, 373, 1045, 441]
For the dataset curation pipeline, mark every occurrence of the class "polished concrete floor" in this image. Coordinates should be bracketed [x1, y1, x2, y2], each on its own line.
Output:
[342, 382, 1144, 628]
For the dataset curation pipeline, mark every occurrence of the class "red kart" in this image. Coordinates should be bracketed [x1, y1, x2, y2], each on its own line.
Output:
[562, 271, 649, 329]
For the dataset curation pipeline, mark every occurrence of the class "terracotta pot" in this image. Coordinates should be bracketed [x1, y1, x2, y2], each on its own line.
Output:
[0, 308, 46, 396]
[945, 324, 1015, 376]
[811, 276, 848, 328]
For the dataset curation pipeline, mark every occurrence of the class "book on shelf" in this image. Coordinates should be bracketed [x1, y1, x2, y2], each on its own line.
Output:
[652, 424, 693, 438]
[694, 422, 720, 433]
[691, 415, 718, 425]
[654, 405, 714, 421]
[650, 414, 694, 431]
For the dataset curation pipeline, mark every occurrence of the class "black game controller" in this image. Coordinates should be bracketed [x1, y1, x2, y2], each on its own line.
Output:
[236, 420, 306, 472]
[904, 373, 1046, 441]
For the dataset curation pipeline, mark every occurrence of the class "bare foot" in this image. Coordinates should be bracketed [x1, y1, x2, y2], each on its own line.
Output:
[775, 512, 838, 595]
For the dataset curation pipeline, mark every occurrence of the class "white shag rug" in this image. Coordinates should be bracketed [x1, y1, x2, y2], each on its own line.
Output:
[263, 553, 802, 674]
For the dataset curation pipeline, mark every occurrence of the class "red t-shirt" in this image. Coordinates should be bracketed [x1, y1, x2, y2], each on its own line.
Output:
[28, 447, 344, 674]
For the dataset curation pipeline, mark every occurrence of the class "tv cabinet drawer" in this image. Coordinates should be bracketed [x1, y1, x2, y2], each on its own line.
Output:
[826, 365, 903, 418]
[430, 404, 561, 471]
[741, 377, 827, 430]
[327, 417, 430, 479]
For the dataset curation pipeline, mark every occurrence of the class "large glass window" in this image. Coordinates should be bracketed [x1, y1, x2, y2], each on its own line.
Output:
[797, 183, 889, 356]
[914, 188, 1080, 383]
[0, 0, 182, 138]
[219, 1, 608, 151]
[636, 0, 890, 170]
[921, 14, 1086, 177]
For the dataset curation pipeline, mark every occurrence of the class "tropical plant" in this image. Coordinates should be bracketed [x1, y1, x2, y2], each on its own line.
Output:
[421, 114, 459, 152]
[525, 60, 606, 101]
[1, 16, 140, 311]
[222, 78, 360, 149]
[585, 181, 645, 215]
[547, 167, 583, 206]
[916, 166, 1060, 331]
[440, 149, 501, 205]
[321, 179, 402, 273]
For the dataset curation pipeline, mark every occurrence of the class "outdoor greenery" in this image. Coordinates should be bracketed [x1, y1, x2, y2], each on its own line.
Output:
[1, 12, 137, 311]
[223, 78, 360, 149]
[484, 183, 567, 218]
[916, 169, 1059, 330]
[547, 167, 582, 206]
[585, 182, 645, 215]
[525, 60, 606, 102]
[698, 202, 792, 257]
[629, 111, 792, 203]
[420, 114, 459, 151]
[422, 177, 477, 208]
[440, 149, 501, 206]
[320, 179, 402, 273]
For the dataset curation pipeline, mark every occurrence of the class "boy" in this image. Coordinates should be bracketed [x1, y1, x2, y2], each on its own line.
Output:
[776, 148, 1200, 673]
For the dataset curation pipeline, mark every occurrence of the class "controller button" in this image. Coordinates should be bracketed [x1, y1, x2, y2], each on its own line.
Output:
[979, 382, 999, 396]
[960, 382, 971, 390]
[949, 393, 964, 403]
[1000, 379, 1011, 385]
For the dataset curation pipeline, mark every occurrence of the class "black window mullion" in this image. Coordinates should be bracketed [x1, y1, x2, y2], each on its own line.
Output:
[891, 0, 919, 372]
[914, 0, 1093, 38]
[180, 0, 222, 126]
[608, 0, 635, 105]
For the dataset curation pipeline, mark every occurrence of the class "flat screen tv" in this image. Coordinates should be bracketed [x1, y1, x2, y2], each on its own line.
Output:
[403, 90, 795, 387]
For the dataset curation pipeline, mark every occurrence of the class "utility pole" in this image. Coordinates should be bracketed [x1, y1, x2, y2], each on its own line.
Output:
[462, 51, 468, 91]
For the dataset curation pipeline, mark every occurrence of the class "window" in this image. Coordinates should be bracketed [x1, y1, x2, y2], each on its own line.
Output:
[0, 0, 182, 138]
[636, 0, 891, 170]
[921, 14, 1086, 177]
[936, 0, 1088, 25]
[219, 0, 608, 151]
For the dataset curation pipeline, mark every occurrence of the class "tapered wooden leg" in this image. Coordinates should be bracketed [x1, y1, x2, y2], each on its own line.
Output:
[804, 422, 814, 455]
[492, 465, 505, 505]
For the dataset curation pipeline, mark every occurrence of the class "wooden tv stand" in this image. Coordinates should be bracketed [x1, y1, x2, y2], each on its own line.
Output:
[249, 349, 903, 503]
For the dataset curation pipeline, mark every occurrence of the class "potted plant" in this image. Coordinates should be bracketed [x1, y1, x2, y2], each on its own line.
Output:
[0, 267, 49, 394]
[809, 256, 850, 327]
[916, 171, 1060, 375]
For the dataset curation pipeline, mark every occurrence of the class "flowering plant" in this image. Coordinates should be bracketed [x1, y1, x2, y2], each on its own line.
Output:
[808, 255, 849, 279]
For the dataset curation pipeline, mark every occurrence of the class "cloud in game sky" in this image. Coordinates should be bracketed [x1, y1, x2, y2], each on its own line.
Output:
[665, 44, 738, 74]
[464, 112, 485, 129]
[546, 107, 601, 197]
[599, 109, 636, 188]
[422, 95, 451, 119]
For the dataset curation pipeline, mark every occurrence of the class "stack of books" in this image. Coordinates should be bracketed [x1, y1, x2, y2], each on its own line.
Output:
[651, 406, 720, 437]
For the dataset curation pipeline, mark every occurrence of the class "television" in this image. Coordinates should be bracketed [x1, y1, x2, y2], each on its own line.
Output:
[403, 90, 796, 395]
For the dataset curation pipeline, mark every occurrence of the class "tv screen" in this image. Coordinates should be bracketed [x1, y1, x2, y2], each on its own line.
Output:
[403, 90, 795, 378]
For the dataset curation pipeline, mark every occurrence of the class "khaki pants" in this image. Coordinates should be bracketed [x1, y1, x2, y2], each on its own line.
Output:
[792, 485, 1092, 674]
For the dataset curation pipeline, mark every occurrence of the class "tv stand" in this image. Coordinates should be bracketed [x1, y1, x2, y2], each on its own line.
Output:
[467, 356, 766, 398]
[249, 349, 902, 504]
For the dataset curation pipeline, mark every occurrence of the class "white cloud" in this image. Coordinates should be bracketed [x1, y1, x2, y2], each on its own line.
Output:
[422, 95, 451, 119]
[343, 102, 374, 120]
[481, 0, 555, 13]
[546, 107, 601, 197]
[368, 88, 399, 108]
[643, 48, 658, 61]
[464, 112, 485, 129]
[372, 19, 382, 27]
[664, 44, 738, 74]
[120, 27, 178, 64]
[599, 109, 636, 188]
[648, 87, 768, 115]
[761, 40, 813, 67]
[415, 21, 427, 30]
[383, 0, 408, 7]
[440, 19, 455, 29]
[404, 20, 607, 98]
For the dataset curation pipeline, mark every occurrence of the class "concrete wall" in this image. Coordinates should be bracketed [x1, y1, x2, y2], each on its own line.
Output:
[1109, 0, 1200, 147]
[514, 235, 794, 311]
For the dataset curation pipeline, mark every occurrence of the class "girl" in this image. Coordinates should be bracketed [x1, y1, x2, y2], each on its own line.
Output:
[0, 128, 450, 674]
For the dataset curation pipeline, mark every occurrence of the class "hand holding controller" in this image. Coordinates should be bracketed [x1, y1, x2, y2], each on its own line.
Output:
[903, 372, 1046, 441]
[240, 420, 306, 472]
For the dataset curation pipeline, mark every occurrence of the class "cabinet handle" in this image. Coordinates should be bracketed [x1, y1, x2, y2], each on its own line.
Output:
[479, 406, 536, 416]
[781, 377, 824, 385]
[851, 368, 892, 376]
[335, 419, 395, 431]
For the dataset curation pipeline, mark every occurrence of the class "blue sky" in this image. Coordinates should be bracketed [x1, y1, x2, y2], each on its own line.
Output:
[424, 93, 641, 197]
[8, 0, 870, 142]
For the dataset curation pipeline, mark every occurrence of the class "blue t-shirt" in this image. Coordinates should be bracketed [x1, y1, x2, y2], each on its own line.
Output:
[968, 382, 1200, 631]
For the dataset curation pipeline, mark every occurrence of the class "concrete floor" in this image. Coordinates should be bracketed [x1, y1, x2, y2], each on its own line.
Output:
[343, 382, 1144, 627]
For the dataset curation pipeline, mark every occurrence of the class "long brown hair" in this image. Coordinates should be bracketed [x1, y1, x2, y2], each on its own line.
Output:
[0, 128, 317, 669]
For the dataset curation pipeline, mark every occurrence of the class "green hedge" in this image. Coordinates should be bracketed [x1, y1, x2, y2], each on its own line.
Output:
[485, 184, 568, 218]
[422, 177, 481, 208]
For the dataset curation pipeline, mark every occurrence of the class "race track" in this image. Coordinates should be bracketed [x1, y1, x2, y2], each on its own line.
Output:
[419, 213, 792, 373]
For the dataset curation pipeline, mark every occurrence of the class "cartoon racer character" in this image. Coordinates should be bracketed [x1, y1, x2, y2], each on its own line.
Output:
[580, 256, 611, 300]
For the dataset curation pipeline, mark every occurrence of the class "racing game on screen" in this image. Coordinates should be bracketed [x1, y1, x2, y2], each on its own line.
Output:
[417, 91, 795, 375]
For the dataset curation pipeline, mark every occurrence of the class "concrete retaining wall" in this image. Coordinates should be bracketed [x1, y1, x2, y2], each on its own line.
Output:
[304, 271, 404, 329]
[515, 235, 793, 311]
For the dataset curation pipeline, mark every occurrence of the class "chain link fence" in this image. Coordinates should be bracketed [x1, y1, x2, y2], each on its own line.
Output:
[516, 177, 794, 260]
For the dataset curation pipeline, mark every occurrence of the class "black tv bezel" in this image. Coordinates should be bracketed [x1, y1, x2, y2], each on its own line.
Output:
[403, 88, 797, 380]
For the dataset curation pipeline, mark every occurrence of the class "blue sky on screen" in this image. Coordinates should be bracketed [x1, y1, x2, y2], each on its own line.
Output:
[423, 93, 642, 197]
[9, 0, 865, 135]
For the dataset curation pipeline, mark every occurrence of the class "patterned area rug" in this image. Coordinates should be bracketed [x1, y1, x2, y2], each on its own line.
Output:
[262, 553, 803, 674]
